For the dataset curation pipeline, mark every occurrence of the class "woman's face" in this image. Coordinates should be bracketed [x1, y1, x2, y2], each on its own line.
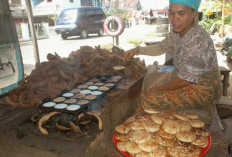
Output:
[168, 3, 197, 36]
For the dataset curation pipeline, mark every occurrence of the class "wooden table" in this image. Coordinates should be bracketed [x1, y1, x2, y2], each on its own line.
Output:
[220, 66, 231, 96]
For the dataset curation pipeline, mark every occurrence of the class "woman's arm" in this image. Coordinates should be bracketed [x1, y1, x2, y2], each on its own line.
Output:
[153, 76, 190, 91]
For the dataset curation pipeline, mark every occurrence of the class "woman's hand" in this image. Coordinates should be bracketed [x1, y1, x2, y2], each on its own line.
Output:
[124, 47, 139, 61]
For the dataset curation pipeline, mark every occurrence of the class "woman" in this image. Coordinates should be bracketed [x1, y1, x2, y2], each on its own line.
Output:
[125, 0, 222, 125]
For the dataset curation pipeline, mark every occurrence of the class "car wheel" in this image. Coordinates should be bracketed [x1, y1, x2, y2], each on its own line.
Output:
[98, 27, 104, 36]
[80, 29, 88, 39]
[61, 33, 68, 40]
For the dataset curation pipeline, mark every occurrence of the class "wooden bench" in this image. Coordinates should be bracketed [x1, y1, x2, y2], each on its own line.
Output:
[219, 66, 231, 96]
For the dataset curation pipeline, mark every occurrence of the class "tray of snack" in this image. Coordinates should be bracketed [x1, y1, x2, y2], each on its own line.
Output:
[113, 109, 211, 157]
[39, 75, 123, 115]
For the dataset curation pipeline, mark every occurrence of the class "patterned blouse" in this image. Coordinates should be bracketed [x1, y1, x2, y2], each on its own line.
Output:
[159, 23, 218, 83]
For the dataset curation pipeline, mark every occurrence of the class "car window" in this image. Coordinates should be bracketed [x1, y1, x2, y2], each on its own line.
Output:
[87, 10, 95, 18]
[58, 9, 77, 22]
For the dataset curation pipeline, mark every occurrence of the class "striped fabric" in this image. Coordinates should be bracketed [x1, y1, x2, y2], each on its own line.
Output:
[139, 69, 222, 125]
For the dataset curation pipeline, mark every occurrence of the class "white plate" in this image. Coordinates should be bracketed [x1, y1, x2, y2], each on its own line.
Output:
[62, 93, 74, 97]
[91, 91, 103, 96]
[42, 102, 56, 107]
[54, 103, 68, 109]
[66, 105, 81, 111]
[80, 90, 92, 94]
[88, 86, 98, 90]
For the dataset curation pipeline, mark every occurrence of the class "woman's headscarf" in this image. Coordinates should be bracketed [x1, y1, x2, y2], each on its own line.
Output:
[169, 0, 202, 11]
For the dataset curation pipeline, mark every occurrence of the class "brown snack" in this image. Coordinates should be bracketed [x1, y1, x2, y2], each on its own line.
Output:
[64, 99, 76, 104]
[117, 141, 128, 152]
[193, 127, 210, 137]
[125, 141, 142, 154]
[115, 132, 130, 142]
[151, 114, 166, 125]
[173, 113, 190, 121]
[85, 81, 93, 85]
[115, 124, 131, 134]
[99, 86, 110, 92]
[77, 100, 89, 105]
[74, 93, 85, 99]
[157, 129, 176, 139]
[191, 135, 209, 147]
[104, 83, 114, 87]
[149, 146, 168, 157]
[135, 152, 150, 157]
[189, 119, 205, 128]
[85, 95, 97, 100]
[90, 78, 98, 83]
[176, 131, 196, 143]
[178, 120, 192, 132]
[71, 88, 81, 93]
[53, 97, 65, 102]
[95, 82, 104, 86]
[132, 130, 152, 144]
[184, 112, 199, 119]
[77, 84, 88, 89]
[123, 116, 136, 125]
[143, 119, 160, 133]
[167, 146, 188, 157]
[162, 119, 180, 135]
[143, 108, 160, 114]
[134, 112, 151, 120]
[138, 139, 159, 152]
[130, 120, 144, 131]
[153, 133, 176, 147]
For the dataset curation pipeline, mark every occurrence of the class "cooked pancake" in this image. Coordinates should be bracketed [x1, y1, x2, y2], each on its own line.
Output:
[189, 119, 205, 128]
[184, 112, 198, 119]
[149, 146, 168, 157]
[123, 116, 136, 125]
[74, 93, 85, 99]
[126, 130, 134, 141]
[62, 92, 74, 97]
[71, 88, 81, 93]
[85, 95, 97, 100]
[172, 140, 199, 155]
[95, 82, 104, 86]
[143, 108, 160, 114]
[157, 129, 176, 139]
[177, 120, 192, 132]
[54, 103, 68, 109]
[125, 141, 142, 155]
[76, 100, 89, 105]
[176, 131, 196, 143]
[114, 132, 130, 142]
[143, 119, 160, 133]
[132, 130, 152, 144]
[162, 119, 180, 135]
[78, 84, 88, 89]
[117, 141, 128, 152]
[104, 83, 114, 87]
[193, 127, 210, 137]
[66, 105, 80, 111]
[134, 112, 151, 120]
[173, 113, 190, 121]
[151, 114, 166, 125]
[85, 81, 93, 85]
[99, 86, 110, 92]
[80, 90, 92, 94]
[53, 97, 65, 102]
[130, 120, 144, 131]
[138, 139, 159, 152]
[153, 133, 176, 147]
[114, 75, 122, 80]
[91, 91, 103, 96]
[90, 78, 98, 83]
[167, 146, 188, 157]
[88, 85, 98, 90]
[64, 99, 77, 104]
[115, 124, 131, 134]
[135, 152, 150, 157]
[191, 135, 209, 147]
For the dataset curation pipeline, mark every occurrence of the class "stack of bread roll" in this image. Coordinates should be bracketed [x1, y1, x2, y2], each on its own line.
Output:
[114, 109, 210, 157]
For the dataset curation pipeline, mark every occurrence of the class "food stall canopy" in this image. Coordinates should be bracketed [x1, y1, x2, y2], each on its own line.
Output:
[0, 0, 24, 95]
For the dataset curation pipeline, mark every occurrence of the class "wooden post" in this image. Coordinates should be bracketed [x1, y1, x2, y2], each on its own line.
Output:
[25, 0, 40, 64]
[115, 0, 119, 46]
[221, 0, 225, 37]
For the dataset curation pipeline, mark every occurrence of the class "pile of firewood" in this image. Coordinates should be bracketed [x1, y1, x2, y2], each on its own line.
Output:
[1, 46, 147, 108]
